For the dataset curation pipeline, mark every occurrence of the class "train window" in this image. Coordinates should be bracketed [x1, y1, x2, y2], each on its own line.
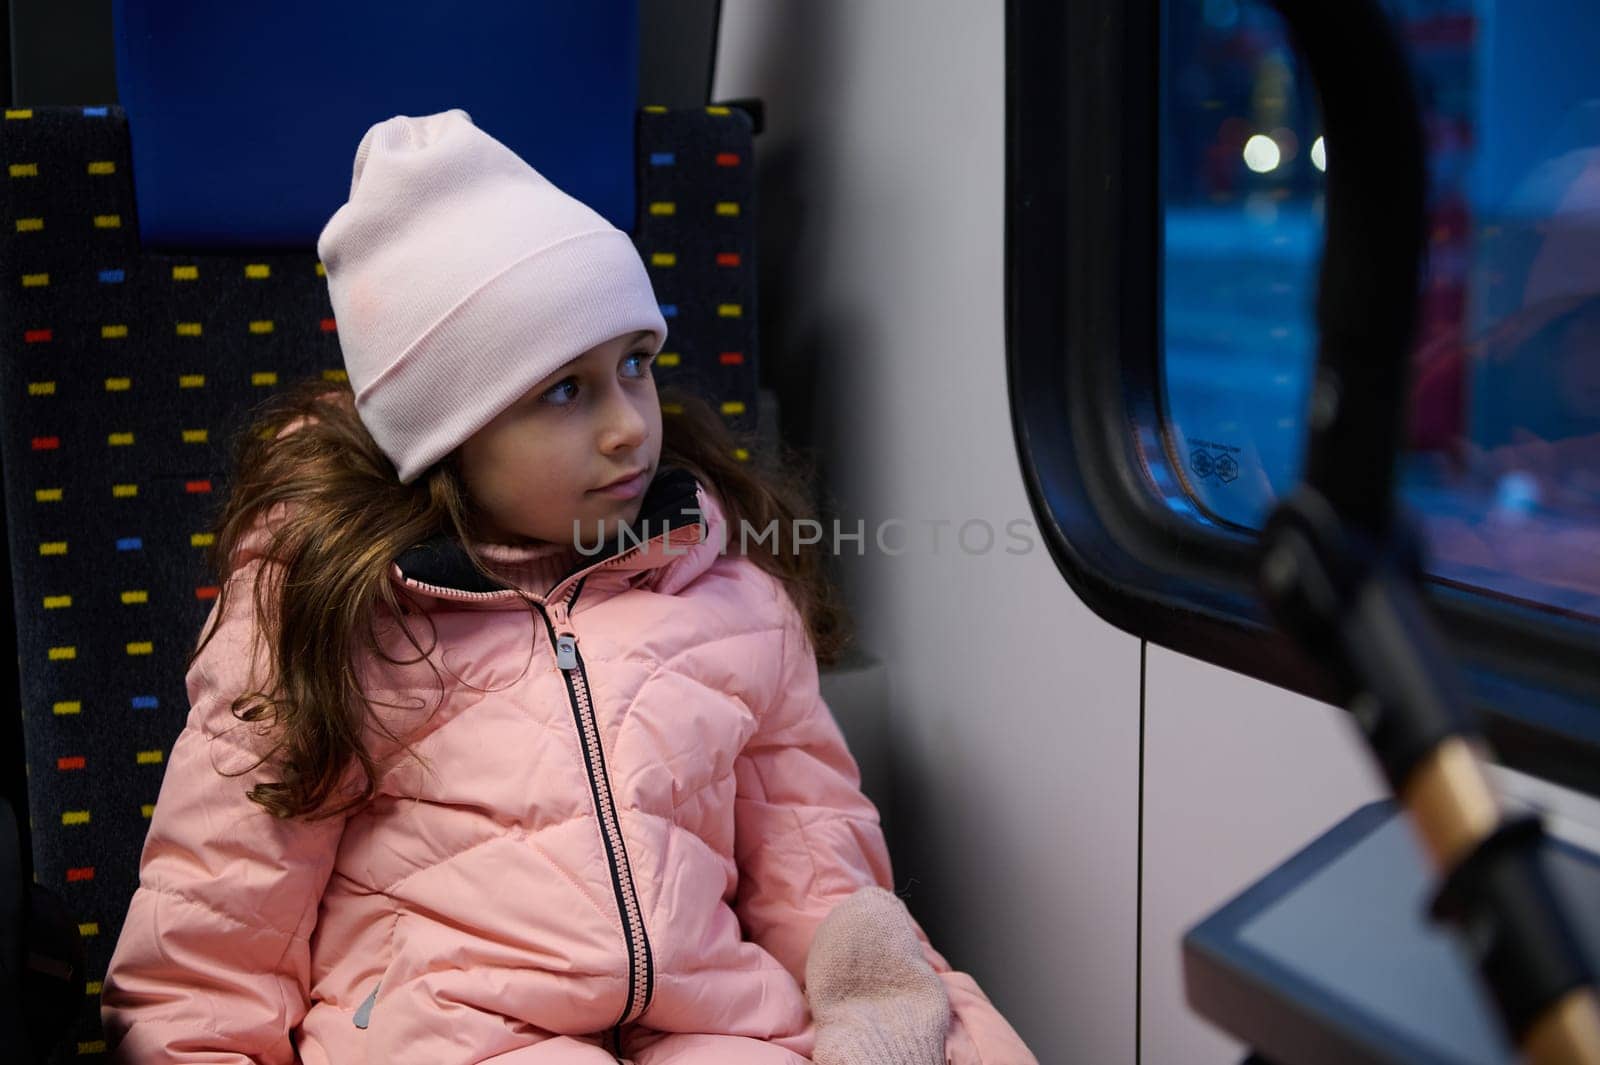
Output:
[1007, 0, 1600, 794]
[1163, 0, 1600, 620]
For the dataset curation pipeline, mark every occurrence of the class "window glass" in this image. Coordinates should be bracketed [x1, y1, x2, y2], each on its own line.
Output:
[1163, 0, 1600, 618]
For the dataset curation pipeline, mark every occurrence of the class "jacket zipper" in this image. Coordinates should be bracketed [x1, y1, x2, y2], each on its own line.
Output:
[540, 577, 655, 1035]
[395, 514, 699, 1048]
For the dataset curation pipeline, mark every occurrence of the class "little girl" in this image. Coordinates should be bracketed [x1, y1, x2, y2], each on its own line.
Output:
[100, 110, 1036, 1064]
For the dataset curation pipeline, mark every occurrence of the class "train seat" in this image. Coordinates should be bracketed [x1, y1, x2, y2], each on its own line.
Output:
[0, 95, 760, 1060]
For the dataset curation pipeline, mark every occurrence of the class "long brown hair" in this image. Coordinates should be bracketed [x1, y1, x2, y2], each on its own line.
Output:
[196, 376, 853, 820]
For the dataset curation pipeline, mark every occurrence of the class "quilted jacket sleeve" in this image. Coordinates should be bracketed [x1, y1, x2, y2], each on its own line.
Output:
[101, 557, 352, 1064]
[732, 591, 1037, 1065]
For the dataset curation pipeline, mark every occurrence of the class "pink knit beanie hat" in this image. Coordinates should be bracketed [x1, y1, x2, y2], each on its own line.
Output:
[317, 109, 668, 483]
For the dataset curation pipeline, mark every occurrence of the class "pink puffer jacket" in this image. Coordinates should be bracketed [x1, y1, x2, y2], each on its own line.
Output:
[101, 466, 1036, 1064]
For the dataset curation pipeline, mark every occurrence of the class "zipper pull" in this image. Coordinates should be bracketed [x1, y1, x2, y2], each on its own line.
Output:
[555, 634, 578, 671]
[548, 598, 579, 671]
[353, 980, 379, 1029]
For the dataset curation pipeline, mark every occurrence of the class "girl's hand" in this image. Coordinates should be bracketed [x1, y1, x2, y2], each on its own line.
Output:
[805, 886, 951, 1065]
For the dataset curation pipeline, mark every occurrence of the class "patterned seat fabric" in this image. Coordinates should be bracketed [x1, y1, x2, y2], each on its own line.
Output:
[0, 102, 757, 1061]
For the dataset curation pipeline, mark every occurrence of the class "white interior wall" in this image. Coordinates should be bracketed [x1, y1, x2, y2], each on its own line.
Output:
[715, 2, 1141, 1060]
[1141, 650, 1388, 1062]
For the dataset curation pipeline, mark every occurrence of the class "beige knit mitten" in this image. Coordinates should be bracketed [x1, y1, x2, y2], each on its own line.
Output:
[804, 886, 952, 1065]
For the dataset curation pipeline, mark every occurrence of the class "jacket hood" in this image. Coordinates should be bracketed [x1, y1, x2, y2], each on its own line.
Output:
[390, 465, 725, 606]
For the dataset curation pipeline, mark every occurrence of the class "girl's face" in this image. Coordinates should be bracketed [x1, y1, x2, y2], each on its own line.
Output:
[456, 329, 662, 546]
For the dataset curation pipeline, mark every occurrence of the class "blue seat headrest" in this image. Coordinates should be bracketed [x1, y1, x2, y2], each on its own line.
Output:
[113, 0, 641, 249]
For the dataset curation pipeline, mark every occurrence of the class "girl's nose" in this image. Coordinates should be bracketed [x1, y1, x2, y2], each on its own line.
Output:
[598, 389, 649, 452]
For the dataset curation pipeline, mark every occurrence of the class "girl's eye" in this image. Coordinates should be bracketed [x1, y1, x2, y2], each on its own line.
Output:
[540, 353, 652, 407]
[542, 378, 579, 406]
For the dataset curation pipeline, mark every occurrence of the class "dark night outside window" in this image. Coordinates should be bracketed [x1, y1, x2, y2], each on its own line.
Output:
[1164, 0, 1600, 622]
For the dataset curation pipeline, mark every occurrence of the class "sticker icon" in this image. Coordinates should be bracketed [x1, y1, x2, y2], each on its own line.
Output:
[1216, 454, 1239, 483]
[1190, 449, 1215, 479]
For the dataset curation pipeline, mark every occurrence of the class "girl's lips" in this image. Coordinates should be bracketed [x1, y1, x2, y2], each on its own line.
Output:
[591, 469, 647, 499]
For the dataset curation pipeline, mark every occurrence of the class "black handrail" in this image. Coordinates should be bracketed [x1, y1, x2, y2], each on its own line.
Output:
[1258, 1, 1600, 1060]
[1278, 1, 1425, 539]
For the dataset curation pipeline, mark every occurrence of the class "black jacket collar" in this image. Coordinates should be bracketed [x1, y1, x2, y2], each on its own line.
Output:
[394, 466, 704, 594]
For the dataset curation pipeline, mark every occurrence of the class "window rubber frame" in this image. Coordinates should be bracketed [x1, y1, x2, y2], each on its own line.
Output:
[1003, 0, 1600, 800]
